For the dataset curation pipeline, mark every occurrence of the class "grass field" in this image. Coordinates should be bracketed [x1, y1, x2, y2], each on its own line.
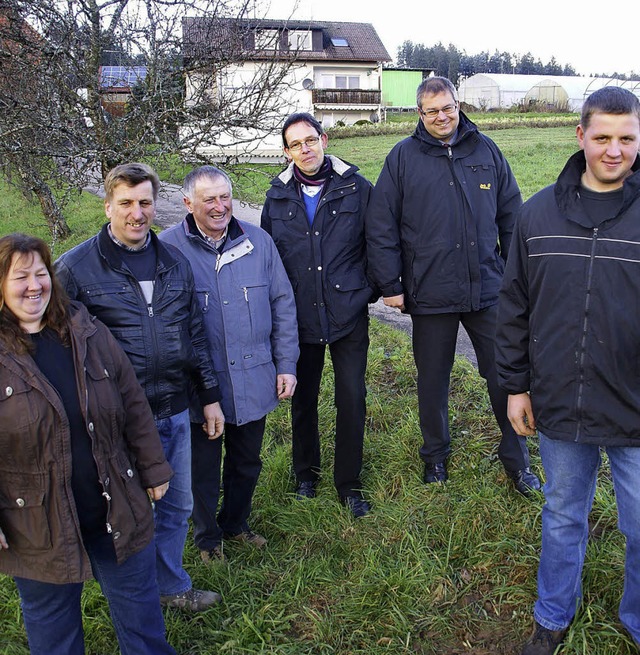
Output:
[0, 122, 635, 654]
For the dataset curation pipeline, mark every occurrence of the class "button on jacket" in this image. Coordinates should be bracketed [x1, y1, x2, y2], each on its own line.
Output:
[261, 155, 375, 344]
[0, 302, 173, 584]
[159, 215, 299, 425]
[366, 112, 522, 314]
[54, 225, 220, 418]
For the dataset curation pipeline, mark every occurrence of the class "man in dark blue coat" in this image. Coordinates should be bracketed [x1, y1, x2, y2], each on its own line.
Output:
[366, 77, 539, 496]
[261, 113, 374, 518]
[497, 87, 640, 654]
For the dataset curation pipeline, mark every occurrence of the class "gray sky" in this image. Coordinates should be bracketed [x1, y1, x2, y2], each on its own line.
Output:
[266, 0, 638, 77]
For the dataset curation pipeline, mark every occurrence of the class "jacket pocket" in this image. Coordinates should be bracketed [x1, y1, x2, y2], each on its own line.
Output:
[108, 453, 152, 531]
[0, 377, 40, 430]
[327, 268, 371, 329]
[240, 282, 272, 344]
[0, 472, 52, 551]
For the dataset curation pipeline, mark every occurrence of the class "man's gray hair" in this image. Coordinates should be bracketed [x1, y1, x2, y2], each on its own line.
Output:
[183, 166, 233, 200]
[416, 76, 458, 108]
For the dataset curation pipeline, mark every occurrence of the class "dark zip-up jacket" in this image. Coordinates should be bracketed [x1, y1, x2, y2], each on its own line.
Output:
[0, 302, 173, 584]
[55, 225, 220, 418]
[366, 112, 521, 314]
[496, 151, 640, 446]
[261, 155, 375, 344]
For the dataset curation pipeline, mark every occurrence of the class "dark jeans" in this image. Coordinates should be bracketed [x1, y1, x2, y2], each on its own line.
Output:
[190, 417, 266, 551]
[15, 534, 175, 655]
[411, 305, 530, 471]
[292, 313, 369, 498]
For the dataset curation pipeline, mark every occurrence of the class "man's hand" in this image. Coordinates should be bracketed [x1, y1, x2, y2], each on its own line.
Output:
[147, 482, 170, 502]
[0, 526, 8, 549]
[383, 293, 405, 311]
[202, 401, 225, 440]
[508, 393, 537, 436]
[277, 373, 297, 399]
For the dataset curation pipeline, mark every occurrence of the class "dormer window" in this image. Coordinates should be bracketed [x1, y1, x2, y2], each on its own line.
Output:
[289, 30, 312, 51]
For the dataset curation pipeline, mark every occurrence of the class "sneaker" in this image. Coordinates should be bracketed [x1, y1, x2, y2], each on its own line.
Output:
[226, 530, 267, 548]
[200, 544, 225, 563]
[160, 588, 222, 612]
[340, 495, 371, 518]
[521, 621, 567, 655]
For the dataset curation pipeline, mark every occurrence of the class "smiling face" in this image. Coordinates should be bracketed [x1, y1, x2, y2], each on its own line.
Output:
[283, 121, 328, 176]
[577, 112, 640, 191]
[105, 180, 156, 248]
[418, 90, 460, 142]
[184, 175, 233, 240]
[2, 250, 52, 333]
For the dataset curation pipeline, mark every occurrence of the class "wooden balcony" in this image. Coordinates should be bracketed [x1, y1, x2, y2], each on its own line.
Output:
[312, 88, 381, 105]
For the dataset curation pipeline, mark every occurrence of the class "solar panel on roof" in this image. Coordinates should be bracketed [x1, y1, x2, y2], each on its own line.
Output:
[99, 66, 147, 88]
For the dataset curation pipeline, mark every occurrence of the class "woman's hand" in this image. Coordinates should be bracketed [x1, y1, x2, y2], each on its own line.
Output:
[147, 482, 170, 502]
[0, 526, 8, 549]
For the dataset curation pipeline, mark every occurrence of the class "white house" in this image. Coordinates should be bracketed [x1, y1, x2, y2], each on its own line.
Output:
[181, 18, 391, 161]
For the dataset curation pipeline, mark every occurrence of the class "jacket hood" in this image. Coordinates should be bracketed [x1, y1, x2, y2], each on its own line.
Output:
[272, 155, 359, 187]
[411, 109, 478, 147]
[554, 150, 640, 228]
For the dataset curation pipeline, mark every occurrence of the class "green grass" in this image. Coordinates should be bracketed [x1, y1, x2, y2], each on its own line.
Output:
[0, 320, 633, 654]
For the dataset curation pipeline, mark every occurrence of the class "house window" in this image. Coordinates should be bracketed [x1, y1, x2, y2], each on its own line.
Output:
[335, 75, 360, 89]
[254, 29, 280, 50]
[331, 37, 349, 47]
[288, 30, 312, 51]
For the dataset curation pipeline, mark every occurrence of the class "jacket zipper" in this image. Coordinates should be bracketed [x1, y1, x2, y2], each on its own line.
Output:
[574, 227, 598, 441]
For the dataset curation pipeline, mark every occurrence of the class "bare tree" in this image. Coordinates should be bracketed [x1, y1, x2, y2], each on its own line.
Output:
[0, 0, 300, 237]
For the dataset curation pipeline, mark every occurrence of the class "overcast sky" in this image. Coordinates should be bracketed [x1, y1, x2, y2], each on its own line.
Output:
[265, 0, 638, 77]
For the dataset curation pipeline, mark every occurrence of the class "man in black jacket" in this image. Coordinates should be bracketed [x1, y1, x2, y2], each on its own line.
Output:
[496, 87, 640, 654]
[366, 77, 539, 496]
[55, 163, 225, 612]
[261, 113, 374, 518]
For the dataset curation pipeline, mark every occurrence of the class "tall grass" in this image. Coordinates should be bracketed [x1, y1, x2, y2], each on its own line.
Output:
[0, 320, 634, 654]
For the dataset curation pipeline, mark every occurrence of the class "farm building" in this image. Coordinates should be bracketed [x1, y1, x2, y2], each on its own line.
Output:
[524, 76, 620, 111]
[458, 73, 548, 110]
[381, 68, 433, 109]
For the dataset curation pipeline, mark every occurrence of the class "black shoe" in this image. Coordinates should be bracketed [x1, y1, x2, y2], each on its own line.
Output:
[340, 495, 371, 518]
[521, 621, 567, 655]
[295, 480, 316, 500]
[423, 461, 448, 483]
[507, 467, 542, 498]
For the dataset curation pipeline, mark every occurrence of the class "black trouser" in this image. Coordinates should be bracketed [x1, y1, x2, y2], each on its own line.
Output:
[291, 314, 369, 498]
[411, 305, 530, 471]
[190, 417, 266, 551]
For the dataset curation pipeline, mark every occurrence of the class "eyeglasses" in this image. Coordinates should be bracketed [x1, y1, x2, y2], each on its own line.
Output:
[420, 102, 458, 119]
[286, 136, 320, 152]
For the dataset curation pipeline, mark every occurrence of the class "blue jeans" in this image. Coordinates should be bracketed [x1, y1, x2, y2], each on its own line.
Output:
[535, 433, 640, 644]
[15, 534, 175, 655]
[155, 409, 193, 596]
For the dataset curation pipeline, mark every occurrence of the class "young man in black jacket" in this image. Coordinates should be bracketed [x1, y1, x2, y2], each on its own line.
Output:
[261, 113, 374, 518]
[496, 87, 640, 654]
[367, 77, 539, 496]
[55, 163, 225, 612]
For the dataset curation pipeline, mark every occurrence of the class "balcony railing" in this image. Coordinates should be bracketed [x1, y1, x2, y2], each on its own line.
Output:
[312, 88, 381, 105]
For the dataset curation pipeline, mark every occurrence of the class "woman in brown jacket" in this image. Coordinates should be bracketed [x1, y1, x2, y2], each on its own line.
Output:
[0, 234, 176, 655]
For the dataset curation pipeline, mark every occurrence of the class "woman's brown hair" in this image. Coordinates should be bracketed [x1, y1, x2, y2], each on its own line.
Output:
[0, 233, 69, 353]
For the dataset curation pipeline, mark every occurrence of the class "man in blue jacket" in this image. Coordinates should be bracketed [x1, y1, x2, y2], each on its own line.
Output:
[55, 163, 225, 612]
[261, 112, 375, 518]
[160, 166, 298, 563]
[366, 77, 539, 496]
[496, 87, 640, 654]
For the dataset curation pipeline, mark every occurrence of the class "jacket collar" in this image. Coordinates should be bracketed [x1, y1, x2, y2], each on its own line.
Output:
[97, 223, 176, 272]
[554, 150, 640, 228]
[183, 213, 246, 248]
[274, 154, 358, 187]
